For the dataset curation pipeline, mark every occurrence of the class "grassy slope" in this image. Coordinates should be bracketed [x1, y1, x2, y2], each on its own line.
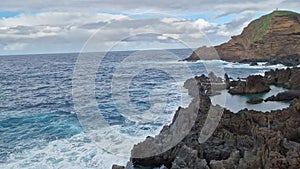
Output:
[252, 14, 272, 41]
[251, 10, 299, 41]
[272, 10, 298, 16]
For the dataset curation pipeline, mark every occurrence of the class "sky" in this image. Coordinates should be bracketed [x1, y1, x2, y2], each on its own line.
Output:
[0, 0, 299, 55]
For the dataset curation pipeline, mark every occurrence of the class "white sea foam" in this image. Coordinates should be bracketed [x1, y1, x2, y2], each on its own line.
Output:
[178, 59, 288, 70]
[196, 59, 227, 63]
[2, 131, 135, 169]
[222, 62, 287, 70]
[178, 59, 289, 71]
[252, 70, 265, 76]
[2, 113, 182, 169]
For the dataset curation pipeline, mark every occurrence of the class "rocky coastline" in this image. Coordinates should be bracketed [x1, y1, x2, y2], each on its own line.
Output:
[183, 10, 300, 66]
[113, 67, 300, 169]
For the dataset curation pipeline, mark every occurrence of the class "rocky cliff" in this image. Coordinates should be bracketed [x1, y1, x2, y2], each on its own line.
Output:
[185, 10, 300, 66]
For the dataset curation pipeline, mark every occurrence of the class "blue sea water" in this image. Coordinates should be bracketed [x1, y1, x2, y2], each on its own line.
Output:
[0, 49, 289, 168]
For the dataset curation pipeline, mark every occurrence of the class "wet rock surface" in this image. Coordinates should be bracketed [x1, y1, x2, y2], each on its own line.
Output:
[113, 68, 300, 169]
[228, 75, 270, 94]
[265, 90, 300, 102]
[112, 165, 125, 169]
[247, 97, 264, 104]
[183, 73, 226, 97]
[265, 67, 300, 89]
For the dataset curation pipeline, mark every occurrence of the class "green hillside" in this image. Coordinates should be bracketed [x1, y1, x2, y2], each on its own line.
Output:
[251, 10, 299, 41]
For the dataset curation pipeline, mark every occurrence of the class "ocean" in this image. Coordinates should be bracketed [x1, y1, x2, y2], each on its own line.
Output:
[0, 49, 289, 169]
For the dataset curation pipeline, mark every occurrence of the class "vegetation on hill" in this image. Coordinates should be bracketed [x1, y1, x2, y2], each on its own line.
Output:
[251, 10, 298, 41]
[184, 10, 300, 66]
[251, 13, 272, 41]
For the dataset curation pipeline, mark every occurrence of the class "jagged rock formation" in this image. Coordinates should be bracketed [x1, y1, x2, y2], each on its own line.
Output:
[184, 10, 300, 66]
[265, 67, 300, 89]
[226, 68, 300, 95]
[112, 165, 125, 169]
[265, 90, 300, 102]
[247, 97, 264, 104]
[228, 75, 270, 94]
[128, 76, 300, 169]
[184, 73, 226, 97]
[112, 68, 300, 169]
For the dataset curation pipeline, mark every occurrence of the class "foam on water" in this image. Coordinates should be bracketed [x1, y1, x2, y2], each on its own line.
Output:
[223, 62, 287, 70]
[1, 132, 128, 169]
[0, 50, 293, 168]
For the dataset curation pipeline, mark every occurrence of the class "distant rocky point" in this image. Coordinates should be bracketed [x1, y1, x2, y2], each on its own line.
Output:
[184, 10, 300, 66]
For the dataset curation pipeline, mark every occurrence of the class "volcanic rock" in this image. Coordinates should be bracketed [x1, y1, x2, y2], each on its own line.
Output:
[112, 165, 125, 169]
[184, 10, 300, 66]
[265, 90, 300, 102]
[265, 67, 300, 89]
[228, 75, 270, 94]
[247, 97, 264, 104]
[112, 69, 300, 169]
[127, 74, 300, 169]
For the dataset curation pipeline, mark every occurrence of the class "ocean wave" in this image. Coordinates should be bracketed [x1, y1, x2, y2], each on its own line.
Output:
[222, 62, 287, 70]
[2, 127, 149, 169]
[0, 51, 292, 168]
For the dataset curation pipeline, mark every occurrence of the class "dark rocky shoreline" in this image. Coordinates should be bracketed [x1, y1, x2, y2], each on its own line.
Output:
[113, 67, 300, 169]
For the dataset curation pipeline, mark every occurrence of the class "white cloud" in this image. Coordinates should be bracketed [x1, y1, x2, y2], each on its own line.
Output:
[0, 12, 128, 27]
[0, 11, 259, 54]
[161, 18, 181, 24]
[3, 43, 27, 51]
[193, 19, 213, 30]
[0, 0, 298, 16]
[0, 12, 133, 54]
[162, 33, 181, 40]
[0, 0, 298, 54]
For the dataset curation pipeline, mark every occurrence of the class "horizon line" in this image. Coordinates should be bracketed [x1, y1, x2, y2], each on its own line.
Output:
[0, 47, 198, 57]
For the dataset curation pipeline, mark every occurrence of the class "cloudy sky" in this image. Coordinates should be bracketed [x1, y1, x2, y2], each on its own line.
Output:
[0, 0, 299, 55]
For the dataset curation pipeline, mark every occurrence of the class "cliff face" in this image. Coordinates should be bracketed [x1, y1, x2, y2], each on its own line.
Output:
[185, 11, 300, 65]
